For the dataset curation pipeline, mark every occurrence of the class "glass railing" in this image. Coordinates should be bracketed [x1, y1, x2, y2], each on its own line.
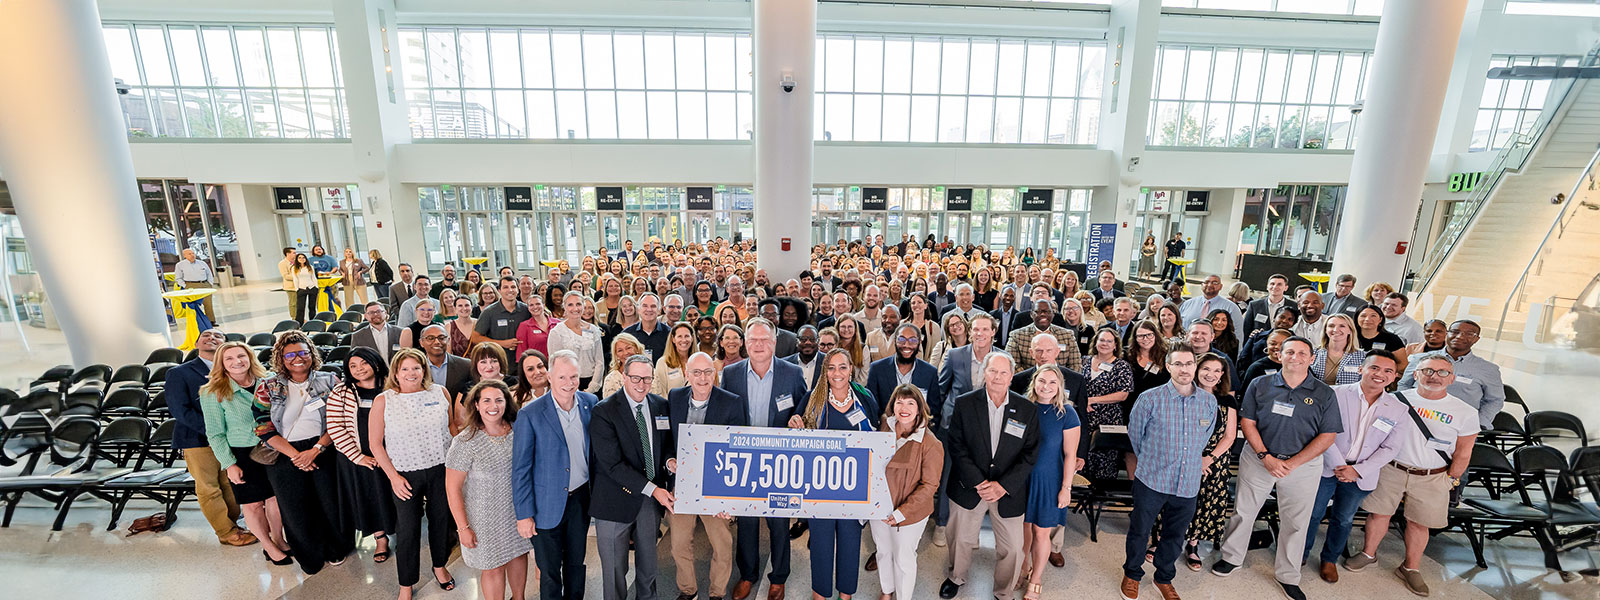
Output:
[1493, 145, 1600, 350]
[1409, 69, 1583, 294]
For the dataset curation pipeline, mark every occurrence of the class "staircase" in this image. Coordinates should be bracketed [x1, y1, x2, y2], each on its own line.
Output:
[1422, 79, 1600, 340]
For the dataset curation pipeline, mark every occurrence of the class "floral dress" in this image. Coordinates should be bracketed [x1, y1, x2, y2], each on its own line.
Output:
[1080, 358, 1134, 481]
[1188, 393, 1239, 543]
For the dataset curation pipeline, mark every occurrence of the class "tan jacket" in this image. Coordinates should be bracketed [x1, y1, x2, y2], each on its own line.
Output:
[882, 427, 943, 526]
[864, 329, 895, 364]
[278, 258, 296, 289]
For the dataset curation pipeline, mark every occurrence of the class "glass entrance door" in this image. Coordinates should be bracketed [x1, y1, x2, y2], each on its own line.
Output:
[280, 214, 314, 254]
[511, 213, 538, 271]
[687, 212, 714, 245]
[462, 213, 510, 272]
[597, 212, 624, 254]
[643, 212, 681, 246]
[944, 214, 969, 245]
[1017, 214, 1050, 252]
[986, 215, 1015, 250]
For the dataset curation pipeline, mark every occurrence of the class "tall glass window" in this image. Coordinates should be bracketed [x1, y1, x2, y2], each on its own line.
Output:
[1160, 0, 1385, 15]
[1472, 54, 1579, 152]
[1147, 44, 1370, 150]
[1238, 184, 1346, 260]
[103, 23, 348, 138]
[398, 27, 754, 140]
[814, 35, 1105, 144]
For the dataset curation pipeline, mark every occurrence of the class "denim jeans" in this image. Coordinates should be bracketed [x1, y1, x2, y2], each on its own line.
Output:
[1303, 476, 1372, 565]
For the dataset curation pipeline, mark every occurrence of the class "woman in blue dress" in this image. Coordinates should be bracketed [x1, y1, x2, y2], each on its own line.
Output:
[788, 348, 880, 600]
[1020, 365, 1081, 600]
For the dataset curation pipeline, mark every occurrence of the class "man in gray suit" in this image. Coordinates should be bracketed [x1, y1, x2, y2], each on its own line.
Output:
[350, 301, 402, 364]
[931, 312, 1001, 545]
[387, 263, 415, 312]
[418, 323, 472, 394]
[1321, 273, 1364, 320]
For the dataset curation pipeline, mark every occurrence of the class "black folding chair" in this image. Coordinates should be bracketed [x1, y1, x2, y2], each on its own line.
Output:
[247, 332, 276, 347]
[272, 320, 301, 333]
[144, 348, 183, 365]
[1524, 411, 1592, 447]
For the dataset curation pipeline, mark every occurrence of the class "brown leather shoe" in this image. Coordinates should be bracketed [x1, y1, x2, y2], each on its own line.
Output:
[1049, 551, 1066, 568]
[732, 580, 753, 600]
[1154, 582, 1180, 600]
[1320, 561, 1339, 583]
[1120, 576, 1140, 600]
[766, 583, 784, 600]
[220, 529, 259, 547]
[865, 551, 878, 571]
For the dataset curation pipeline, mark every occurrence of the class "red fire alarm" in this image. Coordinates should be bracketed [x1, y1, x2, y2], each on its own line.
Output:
[781, 237, 791, 251]
[376, 221, 383, 228]
[1394, 241, 1408, 254]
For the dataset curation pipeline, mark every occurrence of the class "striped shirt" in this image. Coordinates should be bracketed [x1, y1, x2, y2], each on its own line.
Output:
[1128, 382, 1218, 498]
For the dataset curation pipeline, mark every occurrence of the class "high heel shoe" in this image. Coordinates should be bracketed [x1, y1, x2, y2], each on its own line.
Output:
[263, 549, 293, 566]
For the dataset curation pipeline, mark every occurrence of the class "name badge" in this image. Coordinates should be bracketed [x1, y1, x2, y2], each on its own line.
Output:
[1426, 437, 1452, 451]
[1255, 313, 1268, 323]
[775, 394, 795, 411]
[918, 387, 930, 401]
[867, 346, 879, 355]
[304, 399, 326, 411]
[1457, 376, 1474, 385]
[1272, 400, 1295, 417]
[358, 398, 373, 409]
[497, 319, 509, 327]
[1101, 424, 1129, 434]
[1342, 365, 1360, 374]
[655, 416, 670, 430]
[1199, 418, 1211, 427]
[1373, 417, 1395, 433]
[1080, 335, 1091, 345]
[421, 400, 440, 408]
[1098, 362, 1113, 373]
[1372, 342, 1387, 350]
[846, 409, 867, 426]
[1266, 369, 1279, 375]
[1004, 418, 1027, 438]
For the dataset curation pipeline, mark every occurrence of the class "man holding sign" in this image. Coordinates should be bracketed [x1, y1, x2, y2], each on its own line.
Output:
[589, 355, 674, 600]
[665, 352, 746, 600]
[721, 318, 809, 600]
[940, 351, 1041, 600]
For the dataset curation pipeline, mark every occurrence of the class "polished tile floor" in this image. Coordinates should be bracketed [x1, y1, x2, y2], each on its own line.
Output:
[0, 494, 1593, 600]
[0, 283, 1595, 599]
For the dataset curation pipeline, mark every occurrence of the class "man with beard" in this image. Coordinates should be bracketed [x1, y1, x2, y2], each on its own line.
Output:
[757, 297, 799, 357]
[781, 325, 824, 393]
[853, 284, 887, 333]
[1004, 299, 1083, 373]
[864, 305, 901, 364]
[1292, 290, 1327, 347]
[863, 322, 943, 572]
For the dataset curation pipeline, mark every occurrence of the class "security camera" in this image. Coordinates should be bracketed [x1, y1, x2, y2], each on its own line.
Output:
[1349, 99, 1364, 115]
[1552, 192, 1567, 205]
[780, 72, 796, 94]
[114, 78, 130, 95]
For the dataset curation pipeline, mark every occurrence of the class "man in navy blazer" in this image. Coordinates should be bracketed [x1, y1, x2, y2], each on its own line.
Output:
[720, 319, 807, 600]
[664, 352, 747, 600]
[513, 350, 597, 600]
[933, 313, 1000, 538]
[867, 323, 941, 431]
[165, 328, 251, 546]
[589, 355, 674, 600]
[780, 325, 824, 396]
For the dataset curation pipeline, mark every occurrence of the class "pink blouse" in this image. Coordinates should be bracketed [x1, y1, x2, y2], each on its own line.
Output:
[515, 316, 558, 358]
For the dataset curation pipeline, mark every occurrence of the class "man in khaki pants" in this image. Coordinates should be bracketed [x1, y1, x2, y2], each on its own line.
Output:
[664, 352, 742, 600]
[939, 351, 1040, 600]
[278, 247, 299, 318]
[164, 328, 255, 545]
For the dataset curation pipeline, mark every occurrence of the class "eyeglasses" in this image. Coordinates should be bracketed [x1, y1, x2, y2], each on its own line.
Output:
[1447, 330, 1480, 339]
[284, 350, 311, 359]
[421, 335, 448, 342]
[1167, 360, 1195, 368]
[1417, 368, 1454, 378]
[626, 375, 655, 385]
[895, 336, 920, 344]
[688, 369, 715, 377]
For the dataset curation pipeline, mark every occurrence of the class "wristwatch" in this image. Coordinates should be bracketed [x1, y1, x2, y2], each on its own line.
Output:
[313, 443, 325, 452]
[1256, 451, 1270, 460]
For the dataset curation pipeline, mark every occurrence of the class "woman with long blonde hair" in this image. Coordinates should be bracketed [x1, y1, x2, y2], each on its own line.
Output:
[200, 340, 291, 565]
[1019, 365, 1081, 599]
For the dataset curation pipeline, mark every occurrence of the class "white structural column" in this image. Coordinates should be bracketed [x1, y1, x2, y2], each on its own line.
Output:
[752, 0, 817, 280]
[1333, 0, 1469, 285]
[1091, 0, 1160, 279]
[0, 0, 170, 366]
[333, 0, 414, 269]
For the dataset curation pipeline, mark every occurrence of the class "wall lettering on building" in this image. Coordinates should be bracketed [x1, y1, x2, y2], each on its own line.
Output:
[1447, 171, 1489, 193]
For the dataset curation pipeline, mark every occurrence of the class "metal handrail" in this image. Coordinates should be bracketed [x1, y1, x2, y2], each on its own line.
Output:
[1410, 80, 1573, 294]
[1411, 41, 1600, 295]
[1494, 146, 1600, 341]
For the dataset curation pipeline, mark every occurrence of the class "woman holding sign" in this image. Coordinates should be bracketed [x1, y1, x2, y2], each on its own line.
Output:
[869, 384, 944, 600]
[788, 349, 881, 600]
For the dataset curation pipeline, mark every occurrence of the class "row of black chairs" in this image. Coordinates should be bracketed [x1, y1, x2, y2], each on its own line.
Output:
[1449, 442, 1600, 580]
[0, 415, 191, 532]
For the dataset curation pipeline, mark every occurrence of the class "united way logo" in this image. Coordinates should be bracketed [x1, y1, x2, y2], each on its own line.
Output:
[768, 494, 804, 509]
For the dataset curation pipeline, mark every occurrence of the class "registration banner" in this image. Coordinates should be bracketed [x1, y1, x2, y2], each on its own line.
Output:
[673, 424, 895, 520]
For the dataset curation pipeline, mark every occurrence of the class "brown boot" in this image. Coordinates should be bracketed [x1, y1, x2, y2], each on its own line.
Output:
[732, 581, 753, 600]
[1120, 576, 1140, 600]
[1320, 561, 1339, 583]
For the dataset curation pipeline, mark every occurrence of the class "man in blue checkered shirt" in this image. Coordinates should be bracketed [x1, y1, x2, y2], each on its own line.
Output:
[1121, 342, 1217, 600]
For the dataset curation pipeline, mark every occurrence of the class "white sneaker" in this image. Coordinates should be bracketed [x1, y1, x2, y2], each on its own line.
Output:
[933, 525, 948, 547]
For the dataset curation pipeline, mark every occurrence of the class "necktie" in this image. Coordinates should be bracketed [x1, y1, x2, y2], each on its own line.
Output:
[635, 403, 654, 481]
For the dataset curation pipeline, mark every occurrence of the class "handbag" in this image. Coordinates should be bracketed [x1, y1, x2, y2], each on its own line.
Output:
[248, 443, 282, 465]
[1394, 390, 1467, 507]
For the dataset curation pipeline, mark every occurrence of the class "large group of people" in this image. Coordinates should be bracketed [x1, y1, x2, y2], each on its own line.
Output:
[159, 234, 1509, 600]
